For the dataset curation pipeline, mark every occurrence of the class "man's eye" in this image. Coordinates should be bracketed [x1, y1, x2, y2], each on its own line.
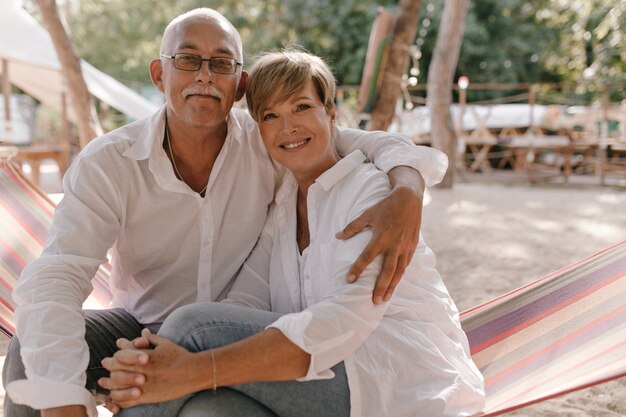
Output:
[213, 59, 234, 70]
[180, 54, 199, 63]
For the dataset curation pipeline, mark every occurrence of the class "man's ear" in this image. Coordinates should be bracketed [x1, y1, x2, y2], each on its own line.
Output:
[235, 71, 249, 101]
[149, 59, 165, 93]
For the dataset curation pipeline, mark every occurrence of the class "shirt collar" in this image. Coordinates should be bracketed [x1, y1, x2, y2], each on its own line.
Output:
[122, 105, 244, 162]
[123, 105, 166, 161]
[315, 150, 366, 191]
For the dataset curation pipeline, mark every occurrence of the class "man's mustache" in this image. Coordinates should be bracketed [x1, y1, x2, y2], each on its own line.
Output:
[183, 86, 224, 100]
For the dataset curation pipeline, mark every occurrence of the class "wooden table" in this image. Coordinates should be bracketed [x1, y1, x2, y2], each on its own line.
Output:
[500, 136, 575, 182]
[602, 142, 626, 182]
[14, 144, 71, 186]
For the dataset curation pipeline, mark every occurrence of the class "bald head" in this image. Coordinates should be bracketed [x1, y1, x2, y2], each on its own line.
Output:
[160, 8, 243, 62]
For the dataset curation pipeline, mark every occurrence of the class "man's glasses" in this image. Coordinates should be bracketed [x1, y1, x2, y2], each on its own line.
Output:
[160, 53, 242, 74]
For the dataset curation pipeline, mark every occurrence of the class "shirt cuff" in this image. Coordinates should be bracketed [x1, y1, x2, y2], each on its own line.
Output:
[268, 313, 344, 382]
[7, 378, 98, 417]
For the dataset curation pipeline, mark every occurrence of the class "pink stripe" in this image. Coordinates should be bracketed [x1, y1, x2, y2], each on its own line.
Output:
[486, 340, 626, 414]
[0, 239, 27, 270]
[0, 295, 14, 312]
[0, 315, 15, 336]
[0, 195, 47, 246]
[4, 163, 54, 215]
[471, 268, 626, 355]
[485, 301, 626, 387]
[0, 275, 15, 293]
[484, 354, 626, 416]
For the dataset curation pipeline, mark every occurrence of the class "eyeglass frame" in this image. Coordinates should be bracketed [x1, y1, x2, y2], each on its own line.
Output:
[160, 53, 243, 74]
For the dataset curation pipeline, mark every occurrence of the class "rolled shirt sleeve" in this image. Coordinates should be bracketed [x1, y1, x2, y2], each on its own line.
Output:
[8, 378, 98, 417]
[8, 155, 121, 415]
[335, 127, 449, 187]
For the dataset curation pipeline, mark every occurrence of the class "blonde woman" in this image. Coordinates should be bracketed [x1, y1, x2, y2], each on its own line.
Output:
[103, 50, 485, 417]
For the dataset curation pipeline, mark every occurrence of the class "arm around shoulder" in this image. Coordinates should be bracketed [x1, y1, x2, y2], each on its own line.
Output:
[335, 127, 448, 187]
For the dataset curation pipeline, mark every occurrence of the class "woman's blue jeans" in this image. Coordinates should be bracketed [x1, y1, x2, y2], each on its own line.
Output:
[118, 302, 351, 417]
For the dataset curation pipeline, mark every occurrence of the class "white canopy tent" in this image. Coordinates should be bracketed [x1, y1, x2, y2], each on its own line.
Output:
[0, 0, 159, 140]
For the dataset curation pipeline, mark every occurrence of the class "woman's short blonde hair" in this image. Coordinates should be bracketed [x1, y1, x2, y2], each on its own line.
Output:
[246, 49, 336, 122]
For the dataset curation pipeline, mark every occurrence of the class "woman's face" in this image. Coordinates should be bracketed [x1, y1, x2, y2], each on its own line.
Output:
[258, 79, 337, 181]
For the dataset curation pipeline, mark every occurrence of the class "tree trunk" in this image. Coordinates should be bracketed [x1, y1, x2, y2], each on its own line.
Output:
[36, 0, 102, 148]
[426, 0, 469, 188]
[369, 0, 423, 131]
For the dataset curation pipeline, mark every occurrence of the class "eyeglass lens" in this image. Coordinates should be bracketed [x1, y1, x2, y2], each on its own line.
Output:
[174, 54, 238, 74]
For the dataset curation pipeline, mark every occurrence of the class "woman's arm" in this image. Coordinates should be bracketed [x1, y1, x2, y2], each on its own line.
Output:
[101, 238, 386, 409]
[102, 241, 383, 409]
[100, 327, 309, 408]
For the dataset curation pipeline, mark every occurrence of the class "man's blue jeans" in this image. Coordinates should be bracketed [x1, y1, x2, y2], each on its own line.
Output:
[119, 302, 351, 417]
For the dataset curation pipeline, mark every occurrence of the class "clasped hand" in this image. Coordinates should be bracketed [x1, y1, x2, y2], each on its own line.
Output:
[98, 329, 196, 413]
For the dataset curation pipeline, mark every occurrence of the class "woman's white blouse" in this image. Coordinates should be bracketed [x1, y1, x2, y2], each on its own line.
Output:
[225, 150, 485, 417]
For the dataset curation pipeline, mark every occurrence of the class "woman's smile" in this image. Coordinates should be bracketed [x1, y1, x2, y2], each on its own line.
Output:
[280, 138, 311, 150]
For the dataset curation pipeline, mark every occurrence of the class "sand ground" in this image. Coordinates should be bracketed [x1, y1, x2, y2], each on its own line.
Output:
[422, 180, 626, 417]
[1, 165, 625, 416]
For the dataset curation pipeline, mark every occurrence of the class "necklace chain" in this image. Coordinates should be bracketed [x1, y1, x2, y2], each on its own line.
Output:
[165, 126, 208, 196]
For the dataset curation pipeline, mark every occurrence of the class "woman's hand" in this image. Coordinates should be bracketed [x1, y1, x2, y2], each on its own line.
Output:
[336, 166, 424, 304]
[99, 329, 204, 409]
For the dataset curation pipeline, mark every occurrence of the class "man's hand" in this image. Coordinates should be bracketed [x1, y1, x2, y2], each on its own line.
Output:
[99, 329, 202, 409]
[336, 166, 424, 304]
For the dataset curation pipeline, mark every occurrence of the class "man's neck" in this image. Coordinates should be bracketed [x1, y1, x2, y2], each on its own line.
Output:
[164, 111, 229, 192]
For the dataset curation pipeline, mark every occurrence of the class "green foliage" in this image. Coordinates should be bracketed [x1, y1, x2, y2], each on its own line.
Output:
[66, 0, 396, 86]
[413, 0, 560, 101]
[25, 0, 624, 103]
[413, 0, 624, 102]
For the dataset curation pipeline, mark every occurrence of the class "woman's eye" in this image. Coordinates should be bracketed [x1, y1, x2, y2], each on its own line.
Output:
[296, 103, 311, 111]
[262, 113, 277, 121]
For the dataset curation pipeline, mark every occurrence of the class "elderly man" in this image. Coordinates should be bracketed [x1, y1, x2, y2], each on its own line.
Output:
[4, 8, 447, 417]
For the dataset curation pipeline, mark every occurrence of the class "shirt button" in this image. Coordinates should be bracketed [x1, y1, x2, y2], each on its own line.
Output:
[305, 275, 311, 280]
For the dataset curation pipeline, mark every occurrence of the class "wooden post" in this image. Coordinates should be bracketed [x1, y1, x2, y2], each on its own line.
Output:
[369, 0, 423, 131]
[59, 91, 71, 175]
[528, 84, 537, 136]
[101, 101, 111, 133]
[2, 59, 11, 140]
[457, 87, 467, 133]
[598, 86, 609, 185]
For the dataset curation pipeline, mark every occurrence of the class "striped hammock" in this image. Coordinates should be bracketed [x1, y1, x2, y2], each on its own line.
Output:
[0, 158, 112, 338]
[1, 157, 625, 414]
[461, 240, 626, 415]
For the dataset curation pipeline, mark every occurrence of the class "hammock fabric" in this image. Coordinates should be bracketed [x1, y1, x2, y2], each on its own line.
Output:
[1, 157, 625, 415]
[0, 158, 112, 338]
[461, 240, 626, 415]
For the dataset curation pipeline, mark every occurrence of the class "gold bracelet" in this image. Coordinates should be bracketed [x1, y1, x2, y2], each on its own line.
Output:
[210, 349, 217, 393]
